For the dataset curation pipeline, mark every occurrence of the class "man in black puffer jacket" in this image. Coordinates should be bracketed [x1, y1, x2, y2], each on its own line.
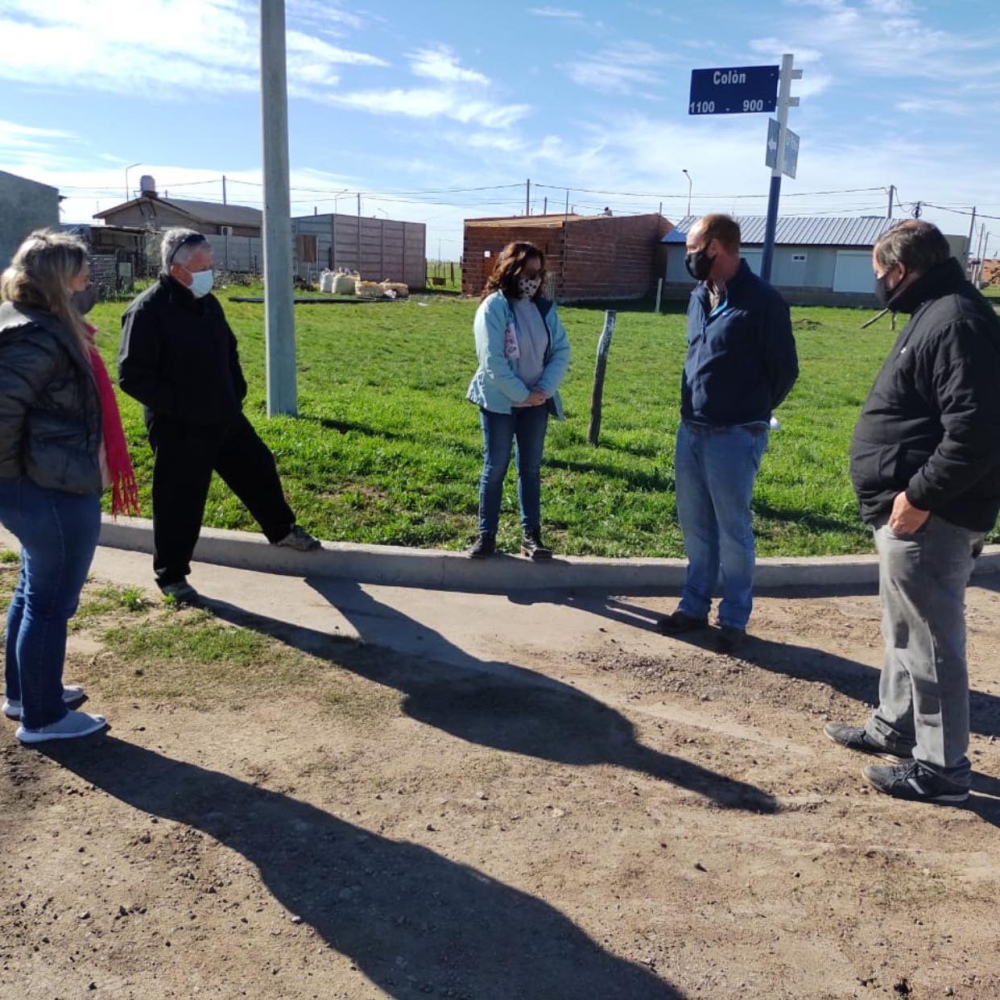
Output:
[825, 220, 1000, 805]
[119, 229, 320, 604]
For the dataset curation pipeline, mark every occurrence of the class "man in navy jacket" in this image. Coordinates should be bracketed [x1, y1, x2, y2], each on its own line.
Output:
[826, 220, 1000, 804]
[659, 214, 798, 652]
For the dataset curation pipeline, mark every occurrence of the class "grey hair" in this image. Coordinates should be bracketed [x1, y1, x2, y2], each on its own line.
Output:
[874, 220, 951, 275]
[160, 228, 208, 272]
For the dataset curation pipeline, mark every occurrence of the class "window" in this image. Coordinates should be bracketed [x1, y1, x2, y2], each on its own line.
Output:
[791, 253, 807, 262]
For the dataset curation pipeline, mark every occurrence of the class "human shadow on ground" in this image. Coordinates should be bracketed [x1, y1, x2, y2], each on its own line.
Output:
[560, 593, 1000, 740]
[202, 586, 778, 814]
[40, 738, 680, 999]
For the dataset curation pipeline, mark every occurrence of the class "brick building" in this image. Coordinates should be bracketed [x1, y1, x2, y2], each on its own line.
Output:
[462, 213, 672, 302]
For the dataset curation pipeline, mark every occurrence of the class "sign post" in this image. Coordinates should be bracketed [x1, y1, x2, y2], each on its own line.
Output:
[760, 54, 802, 282]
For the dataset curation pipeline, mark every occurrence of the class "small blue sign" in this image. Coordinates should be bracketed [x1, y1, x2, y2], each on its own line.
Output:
[689, 65, 779, 115]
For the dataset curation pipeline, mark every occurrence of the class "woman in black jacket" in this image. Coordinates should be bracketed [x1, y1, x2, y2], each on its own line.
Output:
[0, 230, 122, 743]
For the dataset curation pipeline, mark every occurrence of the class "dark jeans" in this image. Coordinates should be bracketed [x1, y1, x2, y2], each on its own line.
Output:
[477, 405, 549, 534]
[0, 478, 101, 729]
[148, 412, 295, 587]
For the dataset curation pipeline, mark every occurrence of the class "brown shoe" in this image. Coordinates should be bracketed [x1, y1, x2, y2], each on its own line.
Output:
[716, 624, 746, 654]
[656, 610, 708, 635]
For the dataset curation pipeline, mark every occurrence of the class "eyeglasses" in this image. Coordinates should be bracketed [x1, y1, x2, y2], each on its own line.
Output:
[168, 232, 208, 265]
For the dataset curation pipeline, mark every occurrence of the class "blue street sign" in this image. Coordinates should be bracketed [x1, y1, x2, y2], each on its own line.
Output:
[689, 65, 779, 115]
[765, 118, 800, 178]
[783, 128, 800, 179]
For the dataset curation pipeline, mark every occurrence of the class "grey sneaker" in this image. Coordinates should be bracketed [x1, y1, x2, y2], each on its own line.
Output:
[275, 525, 321, 552]
[161, 580, 200, 605]
[862, 761, 969, 804]
[824, 722, 913, 761]
[3, 685, 86, 720]
[16, 710, 108, 744]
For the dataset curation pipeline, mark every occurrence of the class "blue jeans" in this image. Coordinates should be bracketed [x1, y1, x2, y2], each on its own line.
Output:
[0, 478, 101, 729]
[674, 421, 768, 630]
[478, 406, 549, 534]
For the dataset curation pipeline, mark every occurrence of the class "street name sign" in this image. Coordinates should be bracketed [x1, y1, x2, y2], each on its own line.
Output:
[689, 65, 780, 115]
[765, 118, 800, 178]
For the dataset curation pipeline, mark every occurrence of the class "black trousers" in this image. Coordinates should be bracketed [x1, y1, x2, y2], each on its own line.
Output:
[147, 412, 295, 587]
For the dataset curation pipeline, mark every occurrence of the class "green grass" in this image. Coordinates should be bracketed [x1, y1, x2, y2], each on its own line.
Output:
[88, 288, 983, 558]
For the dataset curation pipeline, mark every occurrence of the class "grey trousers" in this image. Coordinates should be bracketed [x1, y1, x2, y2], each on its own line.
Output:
[865, 515, 984, 785]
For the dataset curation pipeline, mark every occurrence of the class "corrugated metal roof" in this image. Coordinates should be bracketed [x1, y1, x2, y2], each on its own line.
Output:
[662, 215, 900, 247]
[95, 195, 262, 228]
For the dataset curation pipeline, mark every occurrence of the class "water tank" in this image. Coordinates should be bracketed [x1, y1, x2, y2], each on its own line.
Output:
[139, 175, 157, 197]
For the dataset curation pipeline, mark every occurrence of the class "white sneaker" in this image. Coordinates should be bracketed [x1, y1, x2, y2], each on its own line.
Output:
[16, 709, 108, 744]
[3, 685, 86, 720]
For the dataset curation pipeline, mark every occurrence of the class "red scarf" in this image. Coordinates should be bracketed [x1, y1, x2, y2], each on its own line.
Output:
[86, 325, 140, 517]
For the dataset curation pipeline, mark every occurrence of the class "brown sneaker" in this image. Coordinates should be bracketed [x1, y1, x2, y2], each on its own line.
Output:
[656, 610, 708, 635]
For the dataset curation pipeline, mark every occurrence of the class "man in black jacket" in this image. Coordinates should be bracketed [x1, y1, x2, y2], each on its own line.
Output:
[826, 220, 1000, 804]
[658, 214, 798, 653]
[119, 229, 319, 603]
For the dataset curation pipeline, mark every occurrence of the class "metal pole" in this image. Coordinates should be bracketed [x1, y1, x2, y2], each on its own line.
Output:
[682, 169, 692, 217]
[761, 53, 799, 283]
[887, 184, 895, 218]
[525, 178, 531, 216]
[124, 162, 140, 203]
[222, 175, 228, 205]
[260, 0, 297, 416]
[965, 207, 977, 263]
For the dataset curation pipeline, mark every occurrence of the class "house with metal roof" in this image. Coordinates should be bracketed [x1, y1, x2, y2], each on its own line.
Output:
[94, 175, 262, 237]
[661, 215, 967, 307]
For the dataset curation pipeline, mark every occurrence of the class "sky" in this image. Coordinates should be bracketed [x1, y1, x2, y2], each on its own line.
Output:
[1, 0, 999, 261]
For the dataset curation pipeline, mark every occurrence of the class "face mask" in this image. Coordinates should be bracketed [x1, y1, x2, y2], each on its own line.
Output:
[71, 286, 98, 316]
[685, 248, 715, 282]
[517, 276, 542, 299]
[187, 268, 214, 299]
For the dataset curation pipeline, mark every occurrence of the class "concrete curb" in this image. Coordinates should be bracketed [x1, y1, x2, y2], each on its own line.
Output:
[97, 516, 1000, 593]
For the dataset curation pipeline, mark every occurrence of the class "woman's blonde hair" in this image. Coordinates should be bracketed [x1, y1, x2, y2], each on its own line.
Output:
[1, 229, 91, 354]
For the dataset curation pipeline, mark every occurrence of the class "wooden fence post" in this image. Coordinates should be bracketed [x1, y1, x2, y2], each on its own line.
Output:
[588, 310, 617, 446]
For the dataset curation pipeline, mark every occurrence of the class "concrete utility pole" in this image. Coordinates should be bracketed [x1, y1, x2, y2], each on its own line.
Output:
[887, 184, 895, 218]
[260, 0, 297, 416]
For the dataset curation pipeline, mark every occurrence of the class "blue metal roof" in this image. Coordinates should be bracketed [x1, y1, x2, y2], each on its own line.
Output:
[662, 215, 901, 248]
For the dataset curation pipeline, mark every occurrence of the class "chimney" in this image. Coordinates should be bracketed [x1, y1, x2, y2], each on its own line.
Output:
[139, 175, 157, 199]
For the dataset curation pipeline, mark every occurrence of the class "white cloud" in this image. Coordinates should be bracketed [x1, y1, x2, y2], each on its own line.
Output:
[564, 42, 669, 95]
[324, 45, 529, 130]
[0, 119, 79, 151]
[895, 97, 971, 117]
[0, 0, 384, 99]
[409, 46, 490, 86]
[529, 7, 584, 18]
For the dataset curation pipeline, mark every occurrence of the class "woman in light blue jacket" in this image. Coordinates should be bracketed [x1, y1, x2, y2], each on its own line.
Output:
[466, 242, 570, 559]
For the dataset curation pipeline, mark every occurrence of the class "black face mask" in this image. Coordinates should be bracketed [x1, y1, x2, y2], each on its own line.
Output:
[685, 248, 715, 282]
[71, 286, 98, 316]
[873, 269, 903, 310]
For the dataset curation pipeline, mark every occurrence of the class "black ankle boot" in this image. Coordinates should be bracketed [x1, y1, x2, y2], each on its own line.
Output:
[468, 532, 497, 559]
[521, 529, 552, 561]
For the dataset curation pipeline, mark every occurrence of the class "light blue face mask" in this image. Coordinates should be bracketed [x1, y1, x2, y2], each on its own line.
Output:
[188, 268, 214, 299]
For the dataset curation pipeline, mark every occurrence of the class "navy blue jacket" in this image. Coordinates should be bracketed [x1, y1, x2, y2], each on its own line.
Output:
[681, 259, 798, 426]
[849, 257, 1000, 531]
